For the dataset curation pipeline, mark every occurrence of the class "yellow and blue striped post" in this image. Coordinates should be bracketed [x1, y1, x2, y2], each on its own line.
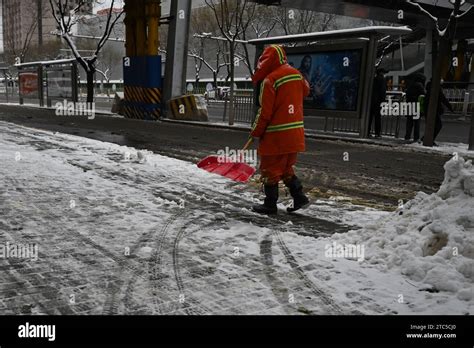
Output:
[123, 0, 162, 120]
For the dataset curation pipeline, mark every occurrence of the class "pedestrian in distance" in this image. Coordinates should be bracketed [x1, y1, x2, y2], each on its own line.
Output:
[368, 68, 388, 138]
[250, 45, 311, 215]
[423, 79, 454, 146]
[404, 73, 426, 143]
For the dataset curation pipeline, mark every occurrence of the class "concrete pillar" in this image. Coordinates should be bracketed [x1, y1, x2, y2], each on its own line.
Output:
[163, 0, 192, 105]
[124, 2, 136, 56]
[360, 35, 377, 138]
[123, 0, 163, 120]
[135, 0, 147, 56]
[146, 0, 161, 56]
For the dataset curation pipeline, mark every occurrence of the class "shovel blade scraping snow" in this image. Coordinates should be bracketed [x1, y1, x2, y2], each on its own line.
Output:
[197, 155, 256, 183]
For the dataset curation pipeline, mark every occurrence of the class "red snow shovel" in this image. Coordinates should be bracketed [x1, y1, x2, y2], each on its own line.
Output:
[197, 138, 256, 182]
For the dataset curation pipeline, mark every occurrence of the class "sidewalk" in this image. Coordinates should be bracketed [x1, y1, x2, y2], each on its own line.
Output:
[3, 119, 470, 316]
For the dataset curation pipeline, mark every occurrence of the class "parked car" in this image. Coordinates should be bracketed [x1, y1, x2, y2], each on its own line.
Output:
[385, 90, 406, 102]
[204, 86, 230, 100]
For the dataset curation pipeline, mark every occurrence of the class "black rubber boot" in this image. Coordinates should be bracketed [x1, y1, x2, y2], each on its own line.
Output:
[285, 176, 309, 213]
[252, 184, 278, 215]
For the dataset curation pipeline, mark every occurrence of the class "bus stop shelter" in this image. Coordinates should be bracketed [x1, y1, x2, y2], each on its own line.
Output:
[248, 26, 412, 138]
[15, 59, 79, 107]
[0, 65, 12, 103]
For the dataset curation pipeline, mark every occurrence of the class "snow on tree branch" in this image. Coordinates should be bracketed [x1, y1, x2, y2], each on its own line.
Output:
[406, 0, 472, 37]
[455, 4, 474, 19]
[405, 0, 442, 34]
[49, 0, 124, 102]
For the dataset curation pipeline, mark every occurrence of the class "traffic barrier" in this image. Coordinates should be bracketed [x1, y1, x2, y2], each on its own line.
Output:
[167, 95, 208, 121]
[111, 92, 124, 114]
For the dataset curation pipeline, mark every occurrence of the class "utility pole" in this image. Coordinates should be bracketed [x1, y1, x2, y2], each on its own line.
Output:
[423, 0, 461, 147]
[469, 110, 474, 150]
[163, 0, 192, 105]
[37, 0, 43, 47]
[228, 39, 235, 125]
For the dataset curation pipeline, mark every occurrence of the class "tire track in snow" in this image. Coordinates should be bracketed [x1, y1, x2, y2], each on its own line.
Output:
[3, 123, 358, 314]
[272, 229, 344, 314]
[148, 209, 185, 314]
[4, 125, 216, 314]
[62, 227, 157, 315]
[171, 215, 218, 315]
[259, 236, 294, 315]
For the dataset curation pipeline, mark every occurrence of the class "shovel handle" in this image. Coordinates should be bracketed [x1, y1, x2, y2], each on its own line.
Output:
[242, 137, 254, 151]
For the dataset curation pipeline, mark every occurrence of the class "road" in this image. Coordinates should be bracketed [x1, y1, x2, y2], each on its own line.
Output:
[3, 96, 469, 144]
[0, 104, 451, 206]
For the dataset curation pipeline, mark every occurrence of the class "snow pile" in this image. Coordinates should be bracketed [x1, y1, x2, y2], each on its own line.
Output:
[332, 157, 474, 300]
[407, 141, 474, 158]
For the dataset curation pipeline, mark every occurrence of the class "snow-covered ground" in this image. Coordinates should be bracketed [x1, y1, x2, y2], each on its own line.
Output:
[287, 157, 474, 314]
[407, 141, 474, 158]
[0, 120, 472, 315]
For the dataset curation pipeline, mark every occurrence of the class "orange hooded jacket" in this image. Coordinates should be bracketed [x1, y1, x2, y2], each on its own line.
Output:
[251, 45, 310, 156]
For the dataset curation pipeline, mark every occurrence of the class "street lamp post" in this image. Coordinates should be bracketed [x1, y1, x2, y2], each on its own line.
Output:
[469, 110, 474, 151]
[423, 0, 463, 147]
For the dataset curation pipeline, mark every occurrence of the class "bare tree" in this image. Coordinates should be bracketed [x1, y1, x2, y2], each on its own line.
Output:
[49, 0, 124, 103]
[406, 0, 473, 146]
[96, 44, 123, 84]
[237, 3, 278, 75]
[191, 3, 274, 82]
[188, 39, 229, 88]
[204, 0, 253, 124]
[234, 6, 339, 74]
[188, 7, 225, 85]
[190, 39, 204, 85]
[273, 7, 337, 38]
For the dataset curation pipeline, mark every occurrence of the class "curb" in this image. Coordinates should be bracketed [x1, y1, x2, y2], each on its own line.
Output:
[160, 118, 251, 132]
[160, 118, 473, 156]
[306, 133, 401, 148]
[0, 102, 117, 117]
[161, 118, 402, 148]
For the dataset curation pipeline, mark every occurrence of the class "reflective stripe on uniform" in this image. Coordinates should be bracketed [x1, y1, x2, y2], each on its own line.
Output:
[259, 80, 265, 105]
[266, 121, 304, 133]
[252, 108, 261, 131]
[252, 81, 266, 131]
[273, 74, 303, 89]
[272, 45, 285, 65]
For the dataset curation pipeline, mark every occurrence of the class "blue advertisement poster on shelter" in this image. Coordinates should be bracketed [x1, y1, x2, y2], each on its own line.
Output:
[287, 49, 363, 111]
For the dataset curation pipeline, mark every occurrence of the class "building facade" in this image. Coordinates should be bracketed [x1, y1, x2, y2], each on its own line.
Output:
[2, 0, 93, 62]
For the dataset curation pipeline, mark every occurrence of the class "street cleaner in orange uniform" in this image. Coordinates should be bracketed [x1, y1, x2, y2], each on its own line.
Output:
[251, 44, 310, 215]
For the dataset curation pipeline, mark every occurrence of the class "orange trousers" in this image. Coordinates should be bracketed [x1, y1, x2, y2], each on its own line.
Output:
[260, 153, 297, 185]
